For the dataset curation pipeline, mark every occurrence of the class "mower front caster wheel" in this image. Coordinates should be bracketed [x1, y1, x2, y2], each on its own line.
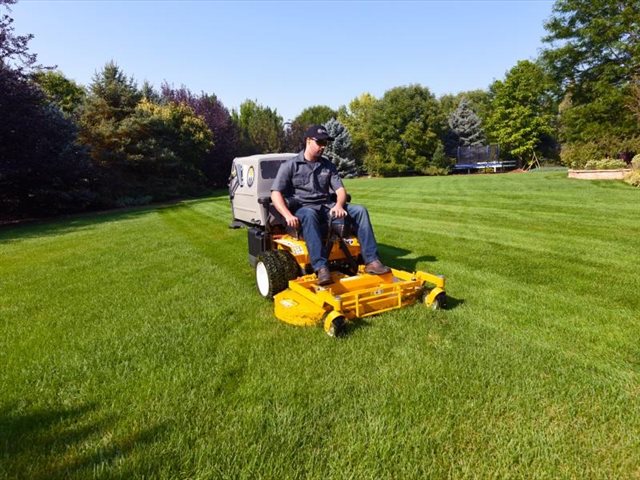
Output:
[423, 289, 447, 310]
[324, 311, 346, 337]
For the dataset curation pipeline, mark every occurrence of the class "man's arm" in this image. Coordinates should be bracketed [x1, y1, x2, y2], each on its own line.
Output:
[271, 190, 300, 228]
[329, 187, 348, 219]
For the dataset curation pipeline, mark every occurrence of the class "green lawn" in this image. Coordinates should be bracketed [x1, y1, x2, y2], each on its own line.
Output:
[1, 170, 639, 479]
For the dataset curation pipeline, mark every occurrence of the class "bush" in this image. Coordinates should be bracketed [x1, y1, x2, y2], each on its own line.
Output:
[561, 136, 640, 168]
[560, 142, 603, 168]
[631, 154, 640, 170]
[583, 158, 628, 170]
[624, 170, 640, 187]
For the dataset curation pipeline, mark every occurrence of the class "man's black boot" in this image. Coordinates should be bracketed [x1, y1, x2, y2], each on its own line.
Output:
[316, 267, 332, 285]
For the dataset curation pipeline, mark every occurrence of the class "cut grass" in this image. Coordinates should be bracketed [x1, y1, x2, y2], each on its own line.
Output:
[1, 170, 639, 478]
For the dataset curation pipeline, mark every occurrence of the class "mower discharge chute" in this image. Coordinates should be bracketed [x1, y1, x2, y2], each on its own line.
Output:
[229, 153, 446, 336]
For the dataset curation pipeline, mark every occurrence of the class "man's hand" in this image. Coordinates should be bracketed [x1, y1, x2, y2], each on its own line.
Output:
[285, 213, 300, 228]
[329, 205, 347, 219]
[271, 190, 300, 229]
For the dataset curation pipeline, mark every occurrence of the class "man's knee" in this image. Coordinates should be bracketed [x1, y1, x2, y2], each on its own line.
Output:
[296, 207, 318, 222]
[347, 204, 369, 220]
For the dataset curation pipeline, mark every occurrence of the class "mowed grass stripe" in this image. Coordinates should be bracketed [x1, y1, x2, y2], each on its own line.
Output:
[2, 170, 640, 478]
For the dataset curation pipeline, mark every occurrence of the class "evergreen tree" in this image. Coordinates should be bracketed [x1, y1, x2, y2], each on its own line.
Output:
[448, 98, 485, 147]
[78, 62, 142, 166]
[324, 118, 358, 178]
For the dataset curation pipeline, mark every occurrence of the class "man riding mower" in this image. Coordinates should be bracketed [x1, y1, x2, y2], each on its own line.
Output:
[228, 127, 446, 337]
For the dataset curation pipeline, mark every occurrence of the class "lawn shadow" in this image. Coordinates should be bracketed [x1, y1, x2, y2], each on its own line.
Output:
[378, 243, 436, 272]
[443, 295, 464, 310]
[378, 244, 465, 311]
[343, 318, 373, 336]
[0, 191, 228, 244]
[0, 402, 169, 479]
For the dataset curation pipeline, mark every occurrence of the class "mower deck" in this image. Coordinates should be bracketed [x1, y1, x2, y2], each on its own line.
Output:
[274, 266, 446, 333]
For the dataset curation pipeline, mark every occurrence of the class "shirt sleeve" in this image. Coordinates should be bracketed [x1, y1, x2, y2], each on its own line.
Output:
[329, 162, 344, 191]
[271, 159, 293, 193]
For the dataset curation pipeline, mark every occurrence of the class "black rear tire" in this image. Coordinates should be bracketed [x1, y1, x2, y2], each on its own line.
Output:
[275, 250, 300, 281]
[255, 251, 288, 299]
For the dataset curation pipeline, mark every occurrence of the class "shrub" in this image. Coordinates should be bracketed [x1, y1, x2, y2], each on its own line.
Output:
[561, 136, 640, 168]
[560, 142, 603, 168]
[631, 154, 640, 170]
[624, 170, 640, 187]
[584, 158, 628, 170]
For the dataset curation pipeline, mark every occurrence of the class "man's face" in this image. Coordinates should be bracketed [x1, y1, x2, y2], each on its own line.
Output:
[305, 137, 328, 160]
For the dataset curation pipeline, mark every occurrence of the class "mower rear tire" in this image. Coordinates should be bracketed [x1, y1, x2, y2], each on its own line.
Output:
[256, 251, 288, 299]
[275, 250, 300, 280]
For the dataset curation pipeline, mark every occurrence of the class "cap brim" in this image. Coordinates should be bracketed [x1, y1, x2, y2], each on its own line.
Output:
[316, 134, 334, 141]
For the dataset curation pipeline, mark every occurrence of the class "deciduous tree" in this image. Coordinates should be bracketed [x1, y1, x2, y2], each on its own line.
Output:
[541, 0, 640, 145]
[485, 61, 557, 163]
[366, 85, 444, 176]
[232, 99, 284, 155]
[337, 93, 377, 171]
[162, 84, 238, 187]
[32, 70, 86, 115]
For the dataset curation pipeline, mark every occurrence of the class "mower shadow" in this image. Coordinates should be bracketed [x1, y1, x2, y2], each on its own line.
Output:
[443, 295, 464, 310]
[343, 318, 373, 336]
[377, 243, 436, 272]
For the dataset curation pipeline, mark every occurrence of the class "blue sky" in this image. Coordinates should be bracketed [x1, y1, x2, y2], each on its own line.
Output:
[13, 0, 554, 121]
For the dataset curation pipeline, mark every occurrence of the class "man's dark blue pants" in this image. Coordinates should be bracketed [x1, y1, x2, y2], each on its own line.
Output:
[295, 204, 380, 272]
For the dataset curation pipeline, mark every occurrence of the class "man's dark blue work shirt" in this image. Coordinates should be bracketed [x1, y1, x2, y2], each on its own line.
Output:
[271, 151, 344, 208]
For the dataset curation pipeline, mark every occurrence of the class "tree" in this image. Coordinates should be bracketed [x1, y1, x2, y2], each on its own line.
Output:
[448, 97, 486, 147]
[1, 0, 96, 219]
[630, 74, 640, 125]
[0, 0, 40, 74]
[232, 99, 284, 155]
[162, 84, 238, 187]
[324, 118, 358, 177]
[32, 70, 86, 115]
[293, 105, 337, 128]
[366, 85, 445, 176]
[337, 93, 377, 171]
[284, 105, 338, 152]
[119, 99, 213, 195]
[439, 90, 492, 125]
[541, 0, 640, 145]
[78, 62, 142, 166]
[1, 61, 96, 219]
[485, 60, 557, 164]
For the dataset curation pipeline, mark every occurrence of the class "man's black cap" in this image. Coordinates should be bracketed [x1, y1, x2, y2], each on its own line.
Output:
[304, 124, 334, 141]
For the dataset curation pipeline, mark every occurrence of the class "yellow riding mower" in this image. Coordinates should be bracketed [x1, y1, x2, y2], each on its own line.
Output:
[229, 153, 446, 336]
